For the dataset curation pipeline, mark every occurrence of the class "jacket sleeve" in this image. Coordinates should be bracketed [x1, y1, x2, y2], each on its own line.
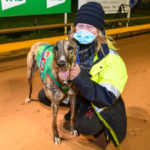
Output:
[72, 70, 117, 107]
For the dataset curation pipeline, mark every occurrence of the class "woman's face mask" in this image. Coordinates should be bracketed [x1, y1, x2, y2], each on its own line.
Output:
[73, 29, 96, 45]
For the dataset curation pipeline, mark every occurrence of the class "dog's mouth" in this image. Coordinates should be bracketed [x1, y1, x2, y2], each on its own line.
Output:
[58, 67, 69, 83]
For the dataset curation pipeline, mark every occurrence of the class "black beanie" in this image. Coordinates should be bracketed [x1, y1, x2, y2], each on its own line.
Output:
[74, 2, 105, 31]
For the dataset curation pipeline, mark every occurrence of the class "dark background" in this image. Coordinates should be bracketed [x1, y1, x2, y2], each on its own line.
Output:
[0, 0, 150, 44]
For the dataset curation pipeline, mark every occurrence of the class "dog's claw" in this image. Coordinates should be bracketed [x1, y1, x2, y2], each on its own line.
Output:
[25, 98, 31, 104]
[53, 136, 61, 144]
[71, 129, 78, 137]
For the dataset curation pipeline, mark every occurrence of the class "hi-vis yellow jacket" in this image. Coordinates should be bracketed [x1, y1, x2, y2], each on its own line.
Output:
[90, 49, 127, 99]
[72, 46, 128, 147]
[90, 49, 128, 147]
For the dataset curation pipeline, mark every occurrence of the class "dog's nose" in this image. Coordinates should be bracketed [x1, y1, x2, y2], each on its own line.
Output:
[57, 60, 66, 67]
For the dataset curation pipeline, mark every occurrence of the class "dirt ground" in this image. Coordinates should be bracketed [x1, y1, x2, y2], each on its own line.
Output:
[0, 33, 150, 150]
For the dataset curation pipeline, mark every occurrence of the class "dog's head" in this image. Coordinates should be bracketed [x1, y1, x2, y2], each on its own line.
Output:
[53, 40, 76, 67]
[53, 39, 76, 84]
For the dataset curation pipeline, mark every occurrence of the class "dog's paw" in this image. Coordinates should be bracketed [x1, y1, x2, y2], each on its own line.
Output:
[52, 136, 61, 144]
[25, 98, 31, 104]
[71, 129, 79, 137]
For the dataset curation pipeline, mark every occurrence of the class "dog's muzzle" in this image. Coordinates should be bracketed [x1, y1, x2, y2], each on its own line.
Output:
[57, 60, 67, 67]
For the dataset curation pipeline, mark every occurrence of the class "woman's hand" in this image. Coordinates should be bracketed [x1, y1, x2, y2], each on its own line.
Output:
[69, 64, 81, 80]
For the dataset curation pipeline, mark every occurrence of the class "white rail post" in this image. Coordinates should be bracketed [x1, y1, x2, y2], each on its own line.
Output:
[126, 7, 131, 27]
[64, 13, 67, 35]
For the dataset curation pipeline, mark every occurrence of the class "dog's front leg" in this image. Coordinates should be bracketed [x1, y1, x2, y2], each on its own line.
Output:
[51, 102, 61, 144]
[70, 95, 78, 137]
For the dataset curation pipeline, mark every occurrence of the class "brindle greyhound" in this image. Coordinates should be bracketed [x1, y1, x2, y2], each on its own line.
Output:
[25, 39, 78, 144]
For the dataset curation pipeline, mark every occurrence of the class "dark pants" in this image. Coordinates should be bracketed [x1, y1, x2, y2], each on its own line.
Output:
[38, 88, 51, 106]
[38, 88, 104, 136]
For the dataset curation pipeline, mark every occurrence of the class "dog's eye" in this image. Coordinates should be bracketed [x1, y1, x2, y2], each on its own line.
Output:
[68, 46, 74, 51]
[54, 46, 59, 51]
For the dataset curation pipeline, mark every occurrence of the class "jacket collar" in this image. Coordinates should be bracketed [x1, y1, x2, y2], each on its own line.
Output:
[93, 43, 109, 65]
[98, 43, 109, 60]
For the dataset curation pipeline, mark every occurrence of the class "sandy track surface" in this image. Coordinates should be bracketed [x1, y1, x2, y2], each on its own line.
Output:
[0, 33, 150, 150]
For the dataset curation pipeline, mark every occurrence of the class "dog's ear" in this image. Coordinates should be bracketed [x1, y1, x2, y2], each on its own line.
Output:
[53, 43, 58, 51]
[68, 25, 76, 48]
[53, 43, 59, 57]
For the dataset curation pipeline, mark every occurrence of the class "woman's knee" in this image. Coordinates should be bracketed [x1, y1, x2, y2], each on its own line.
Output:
[76, 113, 103, 135]
[38, 88, 51, 106]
